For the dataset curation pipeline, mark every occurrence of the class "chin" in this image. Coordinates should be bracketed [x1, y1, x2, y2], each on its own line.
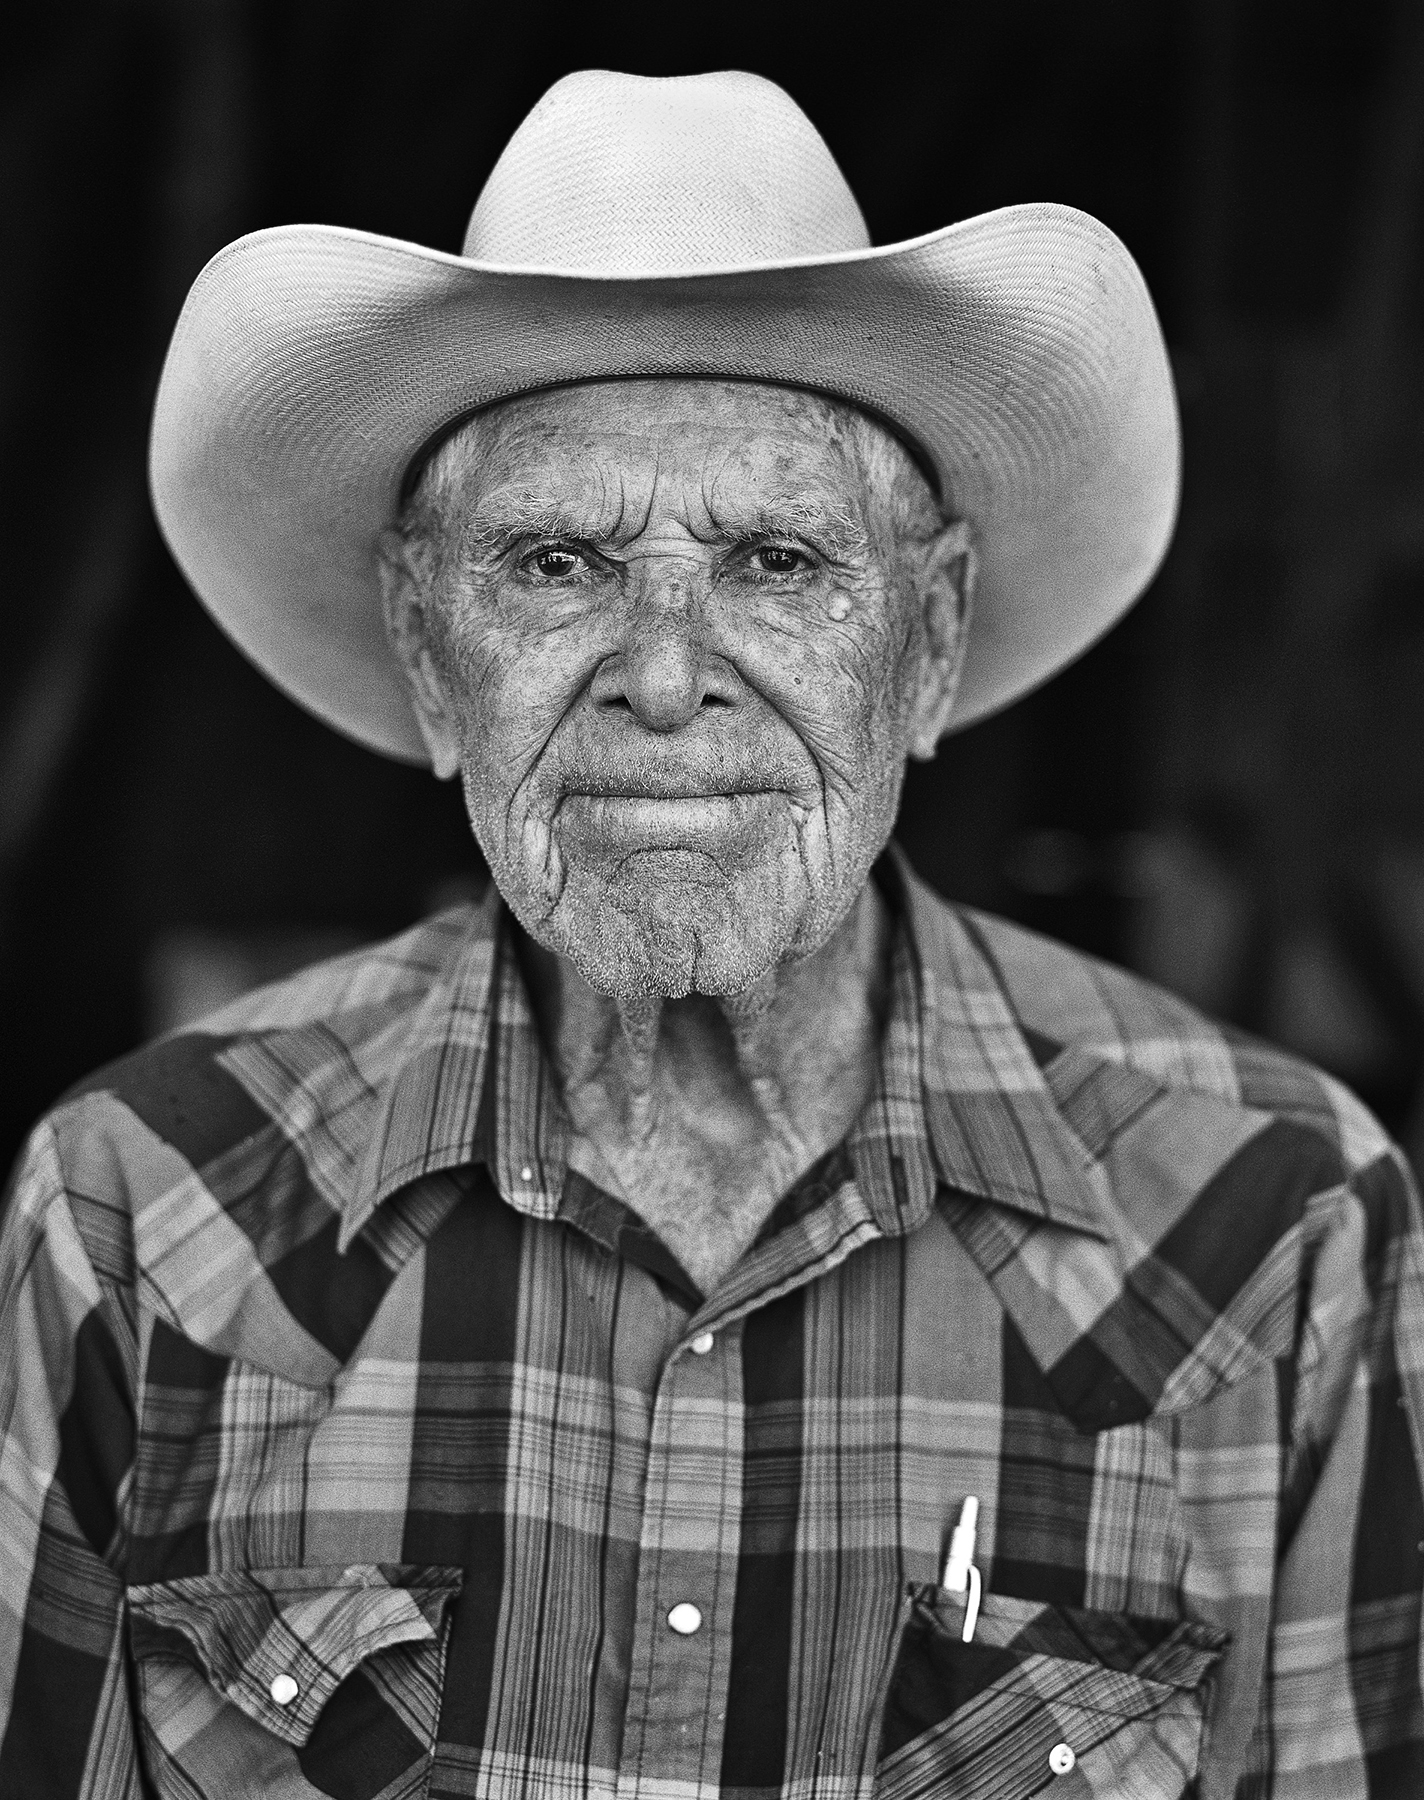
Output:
[549, 862, 800, 999]
[485, 811, 877, 1001]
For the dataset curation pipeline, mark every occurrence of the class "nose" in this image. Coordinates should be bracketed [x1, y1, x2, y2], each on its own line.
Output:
[590, 608, 739, 733]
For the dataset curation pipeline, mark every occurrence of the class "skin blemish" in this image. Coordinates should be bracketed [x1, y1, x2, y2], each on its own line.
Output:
[826, 593, 852, 622]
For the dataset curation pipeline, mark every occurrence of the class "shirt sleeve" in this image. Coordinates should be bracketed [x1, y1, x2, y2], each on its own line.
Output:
[0, 1121, 144, 1798]
[1245, 1143, 1424, 1795]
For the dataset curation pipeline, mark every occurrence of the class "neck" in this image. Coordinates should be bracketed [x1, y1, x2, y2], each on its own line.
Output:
[517, 880, 894, 1290]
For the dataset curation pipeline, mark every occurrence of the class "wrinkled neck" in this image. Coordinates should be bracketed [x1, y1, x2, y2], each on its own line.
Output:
[519, 881, 893, 1151]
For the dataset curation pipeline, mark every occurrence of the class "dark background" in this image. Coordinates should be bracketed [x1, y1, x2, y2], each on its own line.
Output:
[5, 0, 1424, 1172]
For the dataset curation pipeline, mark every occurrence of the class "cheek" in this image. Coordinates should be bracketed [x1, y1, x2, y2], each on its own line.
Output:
[733, 592, 908, 777]
[440, 604, 601, 797]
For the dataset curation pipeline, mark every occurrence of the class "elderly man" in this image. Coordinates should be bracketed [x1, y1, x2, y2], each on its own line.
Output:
[2, 69, 1422, 1800]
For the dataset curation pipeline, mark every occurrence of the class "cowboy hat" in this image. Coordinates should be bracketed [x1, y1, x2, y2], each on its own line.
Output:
[149, 68, 1178, 763]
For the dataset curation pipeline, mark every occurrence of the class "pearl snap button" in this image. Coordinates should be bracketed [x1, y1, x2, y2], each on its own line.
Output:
[1048, 1742, 1076, 1775]
[520, 1166, 533, 1182]
[667, 1602, 703, 1635]
[269, 1673, 300, 1706]
[690, 1332, 715, 1355]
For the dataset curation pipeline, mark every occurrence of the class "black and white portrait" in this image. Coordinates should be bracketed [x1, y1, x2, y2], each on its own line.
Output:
[2, 7, 1423, 1796]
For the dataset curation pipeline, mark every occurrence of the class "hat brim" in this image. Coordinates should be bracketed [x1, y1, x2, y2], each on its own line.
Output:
[149, 203, 1178, 763]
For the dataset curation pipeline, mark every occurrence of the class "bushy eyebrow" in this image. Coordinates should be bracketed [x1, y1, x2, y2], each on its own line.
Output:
[455, 493, 610, 556]
[699, 497, 871, 562]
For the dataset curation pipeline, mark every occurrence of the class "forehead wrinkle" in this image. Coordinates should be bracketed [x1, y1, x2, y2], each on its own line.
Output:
[456, 470, 871, 562]
[426, 395, 890, 565]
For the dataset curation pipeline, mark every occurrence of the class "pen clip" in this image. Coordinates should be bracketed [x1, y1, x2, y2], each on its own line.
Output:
[961, 1563, 982, 1643]
[941, 1495, 982, 1644]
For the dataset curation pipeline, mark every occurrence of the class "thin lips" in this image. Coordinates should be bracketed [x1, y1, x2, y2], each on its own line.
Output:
[563, 783, 781, 800]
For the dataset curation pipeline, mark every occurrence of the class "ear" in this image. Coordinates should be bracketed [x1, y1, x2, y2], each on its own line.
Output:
[904, 519, 976, 760]
[375, 529, 463, 780]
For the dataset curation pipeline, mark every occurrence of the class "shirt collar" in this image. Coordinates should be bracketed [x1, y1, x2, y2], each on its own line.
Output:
[338, 850, 1106, 1253]
[884, 848, 1107, 1238]
[340, 882, 524, 1250]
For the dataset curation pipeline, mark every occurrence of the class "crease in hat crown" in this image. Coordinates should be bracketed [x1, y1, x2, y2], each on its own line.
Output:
[462, 70, 872, 274]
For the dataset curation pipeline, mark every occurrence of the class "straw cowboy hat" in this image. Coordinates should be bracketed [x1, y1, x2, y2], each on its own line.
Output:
[149, 68, 1178, 763]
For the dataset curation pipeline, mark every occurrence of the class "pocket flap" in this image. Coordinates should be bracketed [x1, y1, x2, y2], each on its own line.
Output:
[126, 1562, 463, 1748]
[926, 1587, 1229, 1691]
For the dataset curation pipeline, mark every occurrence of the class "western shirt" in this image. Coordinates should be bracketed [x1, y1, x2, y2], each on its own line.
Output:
[1, 852, 1422, 1799]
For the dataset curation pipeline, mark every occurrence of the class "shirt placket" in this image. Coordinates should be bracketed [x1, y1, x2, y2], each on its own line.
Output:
[617, 1316, 744, 1800]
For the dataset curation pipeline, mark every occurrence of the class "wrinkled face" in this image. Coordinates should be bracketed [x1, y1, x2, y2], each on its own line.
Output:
[381, 380, 970, 1001]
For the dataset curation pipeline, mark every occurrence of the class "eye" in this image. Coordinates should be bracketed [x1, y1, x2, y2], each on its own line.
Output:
[749, 545, 809, 576]
[524, 545, 588, 580]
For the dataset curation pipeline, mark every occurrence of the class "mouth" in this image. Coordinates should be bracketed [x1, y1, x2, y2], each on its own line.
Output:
[556, 789, 786, 857]
[564, 775, 776, 799]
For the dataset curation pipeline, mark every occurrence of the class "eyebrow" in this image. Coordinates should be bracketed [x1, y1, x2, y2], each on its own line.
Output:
[460, 495, 602, 547]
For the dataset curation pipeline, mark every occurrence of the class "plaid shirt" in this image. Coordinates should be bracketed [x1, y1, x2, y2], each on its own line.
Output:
[2, 850, 1423, 1800]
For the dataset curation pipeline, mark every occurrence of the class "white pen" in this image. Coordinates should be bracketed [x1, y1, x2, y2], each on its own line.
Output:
[940, 1494, 982, 1643]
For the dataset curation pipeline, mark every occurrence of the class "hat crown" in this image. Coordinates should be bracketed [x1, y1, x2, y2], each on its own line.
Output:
[462, 69, 871, 273]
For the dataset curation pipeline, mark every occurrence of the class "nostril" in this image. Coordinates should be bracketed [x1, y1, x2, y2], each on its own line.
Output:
[591, 638, 737, 730]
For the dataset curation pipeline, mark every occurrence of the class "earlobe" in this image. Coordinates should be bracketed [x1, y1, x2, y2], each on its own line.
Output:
[905, 520, 976, 761]
[375, 530, 463, 780]
[412, 655, 463, 780]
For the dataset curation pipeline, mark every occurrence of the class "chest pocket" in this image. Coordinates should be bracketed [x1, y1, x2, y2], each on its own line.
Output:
[875, 1585, 1229, 1800]
[126, 1563, 463, 1800]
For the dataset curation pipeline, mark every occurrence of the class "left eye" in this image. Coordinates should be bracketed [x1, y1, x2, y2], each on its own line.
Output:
[751, 546, 806, 575]
[527, 547, 586, 579]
